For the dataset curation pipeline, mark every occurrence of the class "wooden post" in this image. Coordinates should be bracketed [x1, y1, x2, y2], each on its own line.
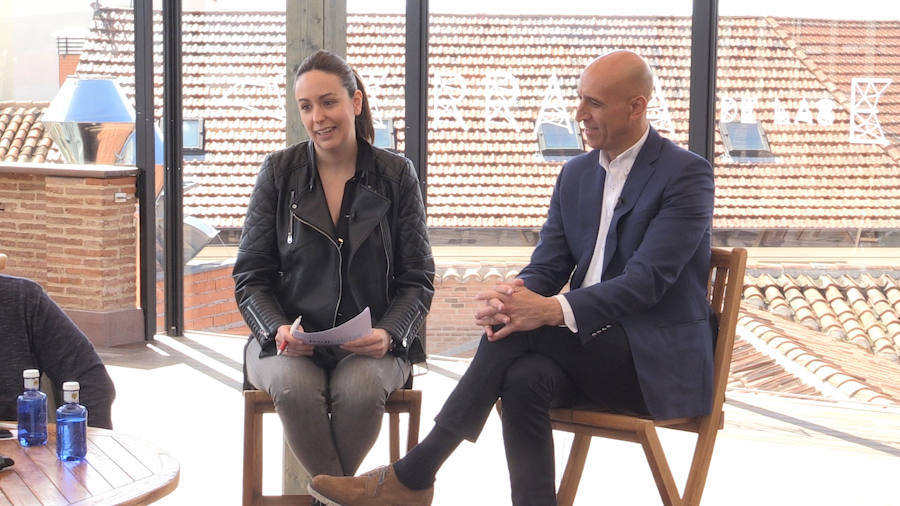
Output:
[285, 0, 347, 146]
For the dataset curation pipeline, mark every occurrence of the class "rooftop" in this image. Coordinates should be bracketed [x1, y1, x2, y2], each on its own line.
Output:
[61, 9, 900, 231]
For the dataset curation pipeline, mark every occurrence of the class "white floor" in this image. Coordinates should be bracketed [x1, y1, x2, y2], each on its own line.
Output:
[99, 332, 900, 506]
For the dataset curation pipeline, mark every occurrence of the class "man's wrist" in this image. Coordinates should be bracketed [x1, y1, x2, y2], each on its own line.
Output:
[547, 296, 565, 326]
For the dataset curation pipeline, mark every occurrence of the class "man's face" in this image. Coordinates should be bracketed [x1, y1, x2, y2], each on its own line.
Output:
[574, 63, 641, 158]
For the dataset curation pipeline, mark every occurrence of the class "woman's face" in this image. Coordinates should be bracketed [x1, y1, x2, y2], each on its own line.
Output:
[294, 69, 362, 154]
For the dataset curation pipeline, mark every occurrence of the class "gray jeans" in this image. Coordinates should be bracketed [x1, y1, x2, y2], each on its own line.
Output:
[245, 338, 411, 477]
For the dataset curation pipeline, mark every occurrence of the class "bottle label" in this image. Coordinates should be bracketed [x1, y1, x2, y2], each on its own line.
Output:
[64, 390, 79, 403]
[24, 377, 39, 390]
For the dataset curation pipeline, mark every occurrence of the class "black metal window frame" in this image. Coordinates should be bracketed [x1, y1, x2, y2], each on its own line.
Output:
[133, 0, 718, 338]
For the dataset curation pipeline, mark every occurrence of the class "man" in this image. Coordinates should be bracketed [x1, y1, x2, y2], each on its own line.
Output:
[0, 273, 116, 428]
[309, 50, 716, 506]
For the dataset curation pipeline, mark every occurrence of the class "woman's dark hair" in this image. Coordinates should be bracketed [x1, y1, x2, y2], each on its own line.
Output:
[294, 50, 374, 144]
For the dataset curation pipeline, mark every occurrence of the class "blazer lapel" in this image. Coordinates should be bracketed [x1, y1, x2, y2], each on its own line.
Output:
[601, 127, 663, 276]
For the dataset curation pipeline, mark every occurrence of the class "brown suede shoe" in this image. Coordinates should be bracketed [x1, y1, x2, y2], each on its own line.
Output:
[309, 465, 434, 506]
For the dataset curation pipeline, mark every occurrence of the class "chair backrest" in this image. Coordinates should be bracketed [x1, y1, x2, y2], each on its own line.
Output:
[706, 247, 747, 419]
[0, 253, 7, 270]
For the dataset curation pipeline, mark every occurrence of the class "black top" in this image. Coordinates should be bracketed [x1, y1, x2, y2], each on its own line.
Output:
[0, 274, 116, 428]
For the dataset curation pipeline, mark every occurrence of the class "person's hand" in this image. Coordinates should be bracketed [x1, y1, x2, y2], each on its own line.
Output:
[475, 279, 563, 341]
[341, 328, 391, 358]
[275, 324, 314, 357]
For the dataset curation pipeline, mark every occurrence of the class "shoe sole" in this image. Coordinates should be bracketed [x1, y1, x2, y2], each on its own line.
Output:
[308, 484, 344, 506]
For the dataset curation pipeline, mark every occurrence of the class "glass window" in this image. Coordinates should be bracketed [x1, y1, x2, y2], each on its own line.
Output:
[715, 1, 900, 247]
[373, 118, 397, 150]
[536, 119, 584, 161]
[182, 118, 204, 153]
[426, 1, 694, 243]
[718, 121, 774, 162]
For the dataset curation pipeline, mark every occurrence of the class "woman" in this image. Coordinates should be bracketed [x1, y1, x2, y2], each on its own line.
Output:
[233, 50, 434, 479]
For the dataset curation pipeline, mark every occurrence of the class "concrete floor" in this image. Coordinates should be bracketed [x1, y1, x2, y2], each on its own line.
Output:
[97, 332, 900, 505]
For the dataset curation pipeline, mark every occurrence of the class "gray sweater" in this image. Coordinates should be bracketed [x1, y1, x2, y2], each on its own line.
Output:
[0, 274, 115, 428]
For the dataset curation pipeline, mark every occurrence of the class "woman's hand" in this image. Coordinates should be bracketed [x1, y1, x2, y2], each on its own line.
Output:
[341, 328, 391, 358]
[275, 324, 315, 357]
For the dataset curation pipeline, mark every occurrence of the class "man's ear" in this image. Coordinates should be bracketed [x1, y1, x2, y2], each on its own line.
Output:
[630, 95, 648, 119]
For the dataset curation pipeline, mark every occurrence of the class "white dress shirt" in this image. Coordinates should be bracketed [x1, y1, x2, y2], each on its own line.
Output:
[554, 127, 650, 333]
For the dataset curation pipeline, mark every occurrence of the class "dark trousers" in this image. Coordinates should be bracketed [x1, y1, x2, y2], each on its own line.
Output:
[434, 324, 647, 506]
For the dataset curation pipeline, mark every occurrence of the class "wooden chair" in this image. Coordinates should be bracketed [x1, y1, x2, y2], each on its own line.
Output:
[549, 247, 747, 506]
[0, 252, 7, 270]
[242, 385, 422, 506]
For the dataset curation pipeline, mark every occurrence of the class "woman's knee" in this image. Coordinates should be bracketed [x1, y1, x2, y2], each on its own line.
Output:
[331, 358, 405, 413]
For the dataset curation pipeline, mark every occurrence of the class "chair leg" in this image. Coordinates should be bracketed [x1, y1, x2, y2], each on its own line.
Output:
[682, 419, 720, 506]
[243, 394, 263, 506]
[556, 433, 591, 506]
[389, 411, 401, 463]
[638, 427, 682, 506]
[406, 392, 422, 454]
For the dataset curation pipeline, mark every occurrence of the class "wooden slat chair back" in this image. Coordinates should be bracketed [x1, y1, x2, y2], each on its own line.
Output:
[549, 247, 747, 506]
[0, 252, 7, 270]
[242, 385, 422, 506]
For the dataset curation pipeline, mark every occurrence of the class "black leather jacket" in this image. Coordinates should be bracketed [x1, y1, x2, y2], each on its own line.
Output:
[233, 140, 434, 364]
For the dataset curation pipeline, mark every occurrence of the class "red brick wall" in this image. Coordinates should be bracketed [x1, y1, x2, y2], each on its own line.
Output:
[45, 176, 136, 310]
[156, 264, 250, 336]
[168, 263, 512, 355]
[426, 279, 490, 355]
[0, 173, 47, 283]
[0, 172, 137, 310]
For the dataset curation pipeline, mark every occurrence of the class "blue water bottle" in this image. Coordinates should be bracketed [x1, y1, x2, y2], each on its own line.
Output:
[17, 369, 48, 446]
[56, 381, 88, 461]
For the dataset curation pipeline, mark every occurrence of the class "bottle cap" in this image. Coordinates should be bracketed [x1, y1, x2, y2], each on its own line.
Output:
[23, 369, 39, 379]
[62, 381, 80, 391]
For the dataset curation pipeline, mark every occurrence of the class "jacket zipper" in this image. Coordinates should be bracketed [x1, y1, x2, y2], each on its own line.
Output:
[286, 190, 296, 245]
[294, 213, 344, 327]
[246, 304, 268, 339]
[380, 221, 391, 303]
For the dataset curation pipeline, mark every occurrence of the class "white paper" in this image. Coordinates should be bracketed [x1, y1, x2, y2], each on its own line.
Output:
[291, 307, 372, 346]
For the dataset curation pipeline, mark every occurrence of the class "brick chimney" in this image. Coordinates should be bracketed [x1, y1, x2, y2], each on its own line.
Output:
[57, 37, 86, 86]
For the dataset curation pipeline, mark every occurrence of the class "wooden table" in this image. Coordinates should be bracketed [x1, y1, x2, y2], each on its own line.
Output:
[0, 422, 179, 505]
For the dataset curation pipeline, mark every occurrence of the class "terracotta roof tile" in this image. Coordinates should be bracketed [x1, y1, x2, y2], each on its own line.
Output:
[739, 304, 900, 405]
[67, 9, 900, 230]
[0, 102, 57, 163]
[747, 266, 900, 362]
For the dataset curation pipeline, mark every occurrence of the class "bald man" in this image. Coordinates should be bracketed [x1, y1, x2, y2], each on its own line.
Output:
[310, 51, 716, 506]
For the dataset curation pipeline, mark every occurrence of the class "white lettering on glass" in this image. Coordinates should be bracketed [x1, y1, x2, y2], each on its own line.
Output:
[795, 98, 814, 124]
[646, 74, 675, 134]
[740, 95, 758, 124]
[850, 77, 892, 145]
[433, 72, 468, 132]
[218, 78, 285, 120]
[361, 70, 389, 128]
[773, 97, 791, 125]
[483, 72, 520, 132]
[816, 98, 836, 126]
[534, 74, 573, 134]
[720, 95, 738, 123]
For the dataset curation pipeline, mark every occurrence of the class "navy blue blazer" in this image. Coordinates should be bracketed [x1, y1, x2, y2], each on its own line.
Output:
[518, 127, 716, 420]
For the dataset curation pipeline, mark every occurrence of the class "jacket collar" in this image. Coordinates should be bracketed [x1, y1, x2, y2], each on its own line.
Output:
[599, 126, 663, 276]
[294, 139, 389, 250]
[302, 138, 377, 191]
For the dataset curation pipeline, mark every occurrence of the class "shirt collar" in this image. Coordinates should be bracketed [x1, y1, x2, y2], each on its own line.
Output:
[599, 126, 651, 172]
